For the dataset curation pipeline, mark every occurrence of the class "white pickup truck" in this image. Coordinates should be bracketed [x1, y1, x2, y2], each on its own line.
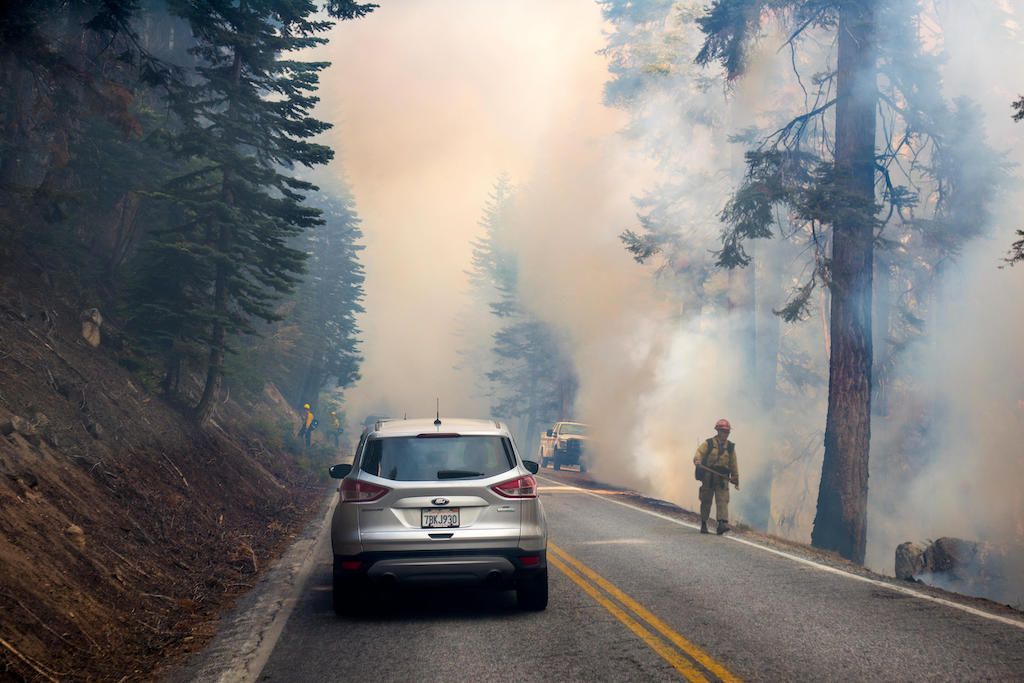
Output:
[538, 421, 589, 471]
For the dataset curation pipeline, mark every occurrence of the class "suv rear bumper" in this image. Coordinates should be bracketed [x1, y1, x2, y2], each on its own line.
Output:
[334, 548, 546, 588]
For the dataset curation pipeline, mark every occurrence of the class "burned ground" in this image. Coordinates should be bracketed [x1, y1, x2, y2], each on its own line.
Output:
[0, 259, 328, 681]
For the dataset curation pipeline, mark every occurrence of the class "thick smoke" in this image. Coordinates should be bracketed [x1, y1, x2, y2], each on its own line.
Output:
[314, 0, 1024, 593]
[309, 0, 623, 424]
[864, 2, 1024, 576]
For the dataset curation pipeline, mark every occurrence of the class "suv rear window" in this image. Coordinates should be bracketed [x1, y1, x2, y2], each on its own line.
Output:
[359, 435, 515, 481]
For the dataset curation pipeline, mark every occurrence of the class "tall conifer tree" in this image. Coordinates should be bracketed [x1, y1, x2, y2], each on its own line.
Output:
[697, 0, 882, 564]
[696, 0, 1000, 562]
[461, 177, 577, 451]
[142, 0, 336, 423]
[285, 188, 366, 410]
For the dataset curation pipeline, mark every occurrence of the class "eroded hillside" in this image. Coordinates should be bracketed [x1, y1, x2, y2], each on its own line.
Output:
[0, 261, 328, 681]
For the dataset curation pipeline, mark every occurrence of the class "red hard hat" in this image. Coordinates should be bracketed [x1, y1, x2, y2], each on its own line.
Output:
[715, 418, 731, 431]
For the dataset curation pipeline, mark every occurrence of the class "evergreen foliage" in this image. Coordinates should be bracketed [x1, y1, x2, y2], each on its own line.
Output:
[600, 0, 737, 322]
[0, 1, 372, 428]
[602, 0, 1003, 562]
[277, 187, 366, 409]
[696, 0, 1003, 564]
[132, 0, 336, 422]
[460, 177, 577, 449]
[324, 0, 379, 20]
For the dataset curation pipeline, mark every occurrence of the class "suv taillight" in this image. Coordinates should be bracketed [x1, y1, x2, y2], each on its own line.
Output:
[340, 478, 389, 503]
[492, 474, 537, 498]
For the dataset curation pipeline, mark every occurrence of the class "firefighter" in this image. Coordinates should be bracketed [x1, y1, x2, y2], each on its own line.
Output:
[297, 403, 315, 447]
[694, 418, 739, 535]
[329, 411, 342, 447]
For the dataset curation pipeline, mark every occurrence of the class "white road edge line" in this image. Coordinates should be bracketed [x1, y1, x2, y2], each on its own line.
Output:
[538, 477, 1024, 630]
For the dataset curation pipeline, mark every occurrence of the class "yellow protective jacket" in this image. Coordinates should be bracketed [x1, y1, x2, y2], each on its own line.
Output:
[694, 437, 738, 487]
[304, 410, 314, 429]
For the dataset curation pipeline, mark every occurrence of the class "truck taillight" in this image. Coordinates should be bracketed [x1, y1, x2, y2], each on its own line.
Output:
[340, 478, 389, 503]
[492, 474, 537, 498]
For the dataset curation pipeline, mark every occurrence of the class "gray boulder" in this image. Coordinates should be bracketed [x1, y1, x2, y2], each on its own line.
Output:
[895, 541, 926, 580]
[81, 307, 102, 347]
[896, 536, 1024, 607]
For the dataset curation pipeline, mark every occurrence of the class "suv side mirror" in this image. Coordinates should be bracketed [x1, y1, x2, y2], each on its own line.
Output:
[522, 460, 539, 474]
[329, 463, 352, 479]
[545, 429, 552, 437]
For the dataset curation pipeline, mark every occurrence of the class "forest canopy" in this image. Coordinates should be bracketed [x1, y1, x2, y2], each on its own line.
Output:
[0, 1, 371, 424]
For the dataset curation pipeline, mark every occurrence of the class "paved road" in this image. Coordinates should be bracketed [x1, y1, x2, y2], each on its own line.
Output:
[170, 469, 1024, 682]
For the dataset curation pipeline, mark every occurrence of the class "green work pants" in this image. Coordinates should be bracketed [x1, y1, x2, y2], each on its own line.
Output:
[699, 482, 729, 524]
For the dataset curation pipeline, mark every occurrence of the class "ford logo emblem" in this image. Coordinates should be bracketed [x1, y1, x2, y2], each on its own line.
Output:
[432, 497, 449, 506]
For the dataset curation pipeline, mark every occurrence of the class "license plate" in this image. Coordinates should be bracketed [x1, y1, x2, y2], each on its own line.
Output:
[421, 508, 459, 528]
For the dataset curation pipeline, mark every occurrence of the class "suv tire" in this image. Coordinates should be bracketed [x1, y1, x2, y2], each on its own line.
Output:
[516, 568, 548, 611]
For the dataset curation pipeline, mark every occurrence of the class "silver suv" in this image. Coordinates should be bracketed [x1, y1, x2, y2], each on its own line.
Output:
[328, 417, 548, 614]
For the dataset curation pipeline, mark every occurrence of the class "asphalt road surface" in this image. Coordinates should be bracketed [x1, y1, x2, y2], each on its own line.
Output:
[168, 468, 1024, 682]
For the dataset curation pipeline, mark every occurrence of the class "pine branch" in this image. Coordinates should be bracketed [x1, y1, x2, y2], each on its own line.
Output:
[1004, 229, 1024, 267]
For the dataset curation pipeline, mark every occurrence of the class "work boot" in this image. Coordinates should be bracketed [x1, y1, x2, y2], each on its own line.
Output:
[700, 521, 709, 534]
[716, 521, 730, 535]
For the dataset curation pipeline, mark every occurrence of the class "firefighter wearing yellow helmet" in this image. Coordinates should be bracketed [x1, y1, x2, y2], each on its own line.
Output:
[693, 418, 739, 535]
[297, 403, 315, 447]
[329, 411, 342, 447]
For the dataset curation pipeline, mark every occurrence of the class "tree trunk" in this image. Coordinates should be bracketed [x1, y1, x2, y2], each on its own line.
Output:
[194, 46, 243, 426]
[299, 363, 324, 414]
[194, 220, 230, 425]
[872, 251, 893, 417]
[810, 0, 877, 565]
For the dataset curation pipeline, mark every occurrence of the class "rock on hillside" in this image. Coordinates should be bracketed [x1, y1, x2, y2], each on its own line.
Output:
[896, 537, 1024, 608]
[0, 264, 325, 681]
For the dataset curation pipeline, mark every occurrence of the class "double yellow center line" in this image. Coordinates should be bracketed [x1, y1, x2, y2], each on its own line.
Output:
[548, 542, 741, 683]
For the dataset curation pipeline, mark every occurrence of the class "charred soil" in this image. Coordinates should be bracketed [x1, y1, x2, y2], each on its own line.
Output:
[0, 260, 329, 681]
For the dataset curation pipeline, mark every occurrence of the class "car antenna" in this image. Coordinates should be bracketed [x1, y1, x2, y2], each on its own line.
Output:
[434, 397, 441, 426]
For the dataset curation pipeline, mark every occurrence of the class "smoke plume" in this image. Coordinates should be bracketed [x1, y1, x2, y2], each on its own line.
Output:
[312, 1, 1024, 593]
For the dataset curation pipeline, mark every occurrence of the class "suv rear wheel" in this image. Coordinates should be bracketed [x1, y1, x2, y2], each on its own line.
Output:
[516, 568, 548, 610]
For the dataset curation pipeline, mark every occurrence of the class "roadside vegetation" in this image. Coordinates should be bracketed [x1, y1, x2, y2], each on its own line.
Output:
[0, 2, 373, 679]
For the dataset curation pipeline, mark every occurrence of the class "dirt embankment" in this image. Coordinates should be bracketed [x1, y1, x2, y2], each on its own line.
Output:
[0, 263, 328, 681]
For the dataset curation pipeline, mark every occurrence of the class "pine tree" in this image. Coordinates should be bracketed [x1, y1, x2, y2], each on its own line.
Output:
[460, 177, 577, 451]
[697, 0, 1002, 562]
[282, 186, 366, 411]
[140, 0, 337, 424]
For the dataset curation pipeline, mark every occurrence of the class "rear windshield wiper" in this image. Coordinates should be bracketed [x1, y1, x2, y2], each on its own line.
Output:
[436, 469, 484, 479]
